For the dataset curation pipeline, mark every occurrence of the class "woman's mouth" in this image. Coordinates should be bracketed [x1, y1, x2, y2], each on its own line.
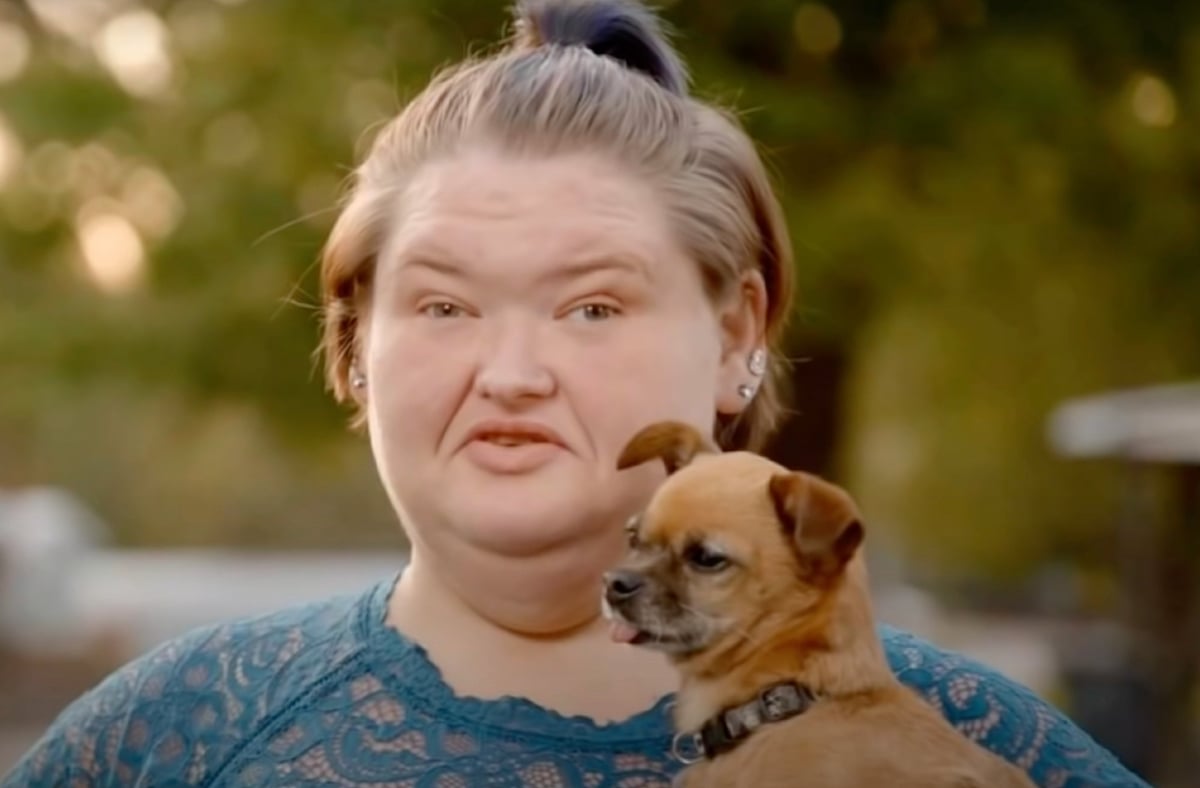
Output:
[466, 419, 566, 448]
[463, 421, 566, 474]
[479, 433, 545, 447]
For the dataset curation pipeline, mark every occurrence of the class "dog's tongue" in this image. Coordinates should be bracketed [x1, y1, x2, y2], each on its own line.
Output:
[609, 619, 641, 644]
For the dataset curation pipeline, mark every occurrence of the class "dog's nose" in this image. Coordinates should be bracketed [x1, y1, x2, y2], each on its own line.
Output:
[604, 569, 644, 601]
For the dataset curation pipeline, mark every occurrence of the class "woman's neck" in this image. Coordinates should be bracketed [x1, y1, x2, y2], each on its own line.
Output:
[392, 532, 620, 636]
[386, 537, 680, 722]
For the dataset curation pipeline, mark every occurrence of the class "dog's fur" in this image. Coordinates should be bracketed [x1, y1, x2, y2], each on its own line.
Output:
[604, 421, 1035, 788]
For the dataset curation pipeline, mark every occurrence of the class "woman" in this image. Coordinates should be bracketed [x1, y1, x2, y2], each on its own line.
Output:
[4, 1, 1144, 786]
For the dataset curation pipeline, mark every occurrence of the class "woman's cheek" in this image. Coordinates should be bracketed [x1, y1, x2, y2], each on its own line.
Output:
[368, 323, 466, 413]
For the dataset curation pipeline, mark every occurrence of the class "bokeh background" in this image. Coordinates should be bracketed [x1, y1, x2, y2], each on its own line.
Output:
[1, 0, 1197, 784]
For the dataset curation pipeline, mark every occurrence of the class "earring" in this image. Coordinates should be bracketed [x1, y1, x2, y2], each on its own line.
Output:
[748, 348, 767, 377]
[350, 371, 367, 390]
[737, 384, 756, 400]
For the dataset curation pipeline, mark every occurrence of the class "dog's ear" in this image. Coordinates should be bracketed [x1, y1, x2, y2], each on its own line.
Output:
[617, 421, 716, 474]
[768, 472, 863, 581]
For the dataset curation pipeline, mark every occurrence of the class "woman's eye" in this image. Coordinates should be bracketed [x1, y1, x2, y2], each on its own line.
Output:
[685, 544, 730, 573]
[567, 303, 618, 322]
[420, 302, 465, 319]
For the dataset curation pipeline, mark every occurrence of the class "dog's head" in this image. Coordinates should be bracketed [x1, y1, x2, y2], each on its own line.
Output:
[603, 420, 864, 660]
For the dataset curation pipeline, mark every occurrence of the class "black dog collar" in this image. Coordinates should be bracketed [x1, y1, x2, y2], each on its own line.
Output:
[671, 681, 818, 764]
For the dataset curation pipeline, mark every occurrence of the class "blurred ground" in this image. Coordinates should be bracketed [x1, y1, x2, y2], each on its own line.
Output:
[0, 537, 1071, 775]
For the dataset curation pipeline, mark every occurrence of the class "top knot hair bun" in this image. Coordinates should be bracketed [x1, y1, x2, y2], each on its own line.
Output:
[511, 0, 688, 96]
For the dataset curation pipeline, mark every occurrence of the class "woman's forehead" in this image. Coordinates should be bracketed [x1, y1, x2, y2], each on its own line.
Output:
[381, 149, 687, 281]
[401, 148, 655, 219]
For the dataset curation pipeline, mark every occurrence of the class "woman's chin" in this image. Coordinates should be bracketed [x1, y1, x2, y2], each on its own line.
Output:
[473, 518, 604, 559]
[441, 497, 619, 560]
[392, 453, 641, 561]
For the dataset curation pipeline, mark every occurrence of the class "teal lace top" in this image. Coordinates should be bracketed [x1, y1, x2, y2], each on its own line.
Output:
[3, 575, 1146, 787]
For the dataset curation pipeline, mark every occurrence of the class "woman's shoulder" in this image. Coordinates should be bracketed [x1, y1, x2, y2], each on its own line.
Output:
[878, 623, 1148, 788]
[1, 578, 391, 787]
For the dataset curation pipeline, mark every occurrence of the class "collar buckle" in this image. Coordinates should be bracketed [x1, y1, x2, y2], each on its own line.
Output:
[670, 730, 706, 764]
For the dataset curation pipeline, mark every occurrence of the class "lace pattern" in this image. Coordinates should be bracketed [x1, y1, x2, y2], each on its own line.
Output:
[3, 577, 1148, 787]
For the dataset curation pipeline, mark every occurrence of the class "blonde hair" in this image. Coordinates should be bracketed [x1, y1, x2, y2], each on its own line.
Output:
[320, 0, 794, 451]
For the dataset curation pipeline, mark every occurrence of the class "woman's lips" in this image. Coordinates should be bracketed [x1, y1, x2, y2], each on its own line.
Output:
[465, 418, 566, 447]
[461, 419, 567, 473]
[463, 436, 563, 473]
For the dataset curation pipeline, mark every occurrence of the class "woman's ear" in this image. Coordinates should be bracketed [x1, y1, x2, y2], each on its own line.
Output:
[348, 309, 371, 406]
[348, 360, 368, 405]
[715, 270, 768, 416]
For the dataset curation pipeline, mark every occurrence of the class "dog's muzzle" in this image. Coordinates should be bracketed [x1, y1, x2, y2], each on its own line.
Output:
[603, 569, 645, 607]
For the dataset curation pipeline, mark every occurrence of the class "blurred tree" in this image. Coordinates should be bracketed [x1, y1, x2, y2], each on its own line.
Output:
[0, 0, 1196, 599]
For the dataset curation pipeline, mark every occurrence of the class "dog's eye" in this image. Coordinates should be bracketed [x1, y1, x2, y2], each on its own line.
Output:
[684, 543, 730, 572]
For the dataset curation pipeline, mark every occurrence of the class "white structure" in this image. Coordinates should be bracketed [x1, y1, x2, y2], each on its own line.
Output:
[0, 486, 110, 656]
[0, 485, 406, 659]
[66, 548, 406, 655]
[1048, 380, 1200, 464]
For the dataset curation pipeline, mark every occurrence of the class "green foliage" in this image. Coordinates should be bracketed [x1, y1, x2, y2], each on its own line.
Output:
[0, 0, 1197, 589]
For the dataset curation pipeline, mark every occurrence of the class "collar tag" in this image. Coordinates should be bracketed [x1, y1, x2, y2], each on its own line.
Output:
[674, 681, 817, 763]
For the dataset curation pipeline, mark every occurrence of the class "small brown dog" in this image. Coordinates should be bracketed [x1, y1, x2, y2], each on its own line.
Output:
[603, 421, 1035, 788]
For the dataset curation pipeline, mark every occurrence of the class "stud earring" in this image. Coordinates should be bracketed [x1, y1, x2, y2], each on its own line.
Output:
[748, 348, 767, 377]
[350, 371, 367, 390]
[737, 384, 756, 400]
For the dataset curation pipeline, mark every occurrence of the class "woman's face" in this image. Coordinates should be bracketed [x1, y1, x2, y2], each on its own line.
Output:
[361, 147, 760, 562]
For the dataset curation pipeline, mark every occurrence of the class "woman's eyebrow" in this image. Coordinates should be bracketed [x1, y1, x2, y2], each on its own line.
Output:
[391, 252, 466, 278]
[388, 248, 653, 283]
[538, 254, 652, 284]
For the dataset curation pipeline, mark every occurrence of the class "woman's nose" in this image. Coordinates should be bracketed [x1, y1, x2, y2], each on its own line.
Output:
[474, 320, 556, 403]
